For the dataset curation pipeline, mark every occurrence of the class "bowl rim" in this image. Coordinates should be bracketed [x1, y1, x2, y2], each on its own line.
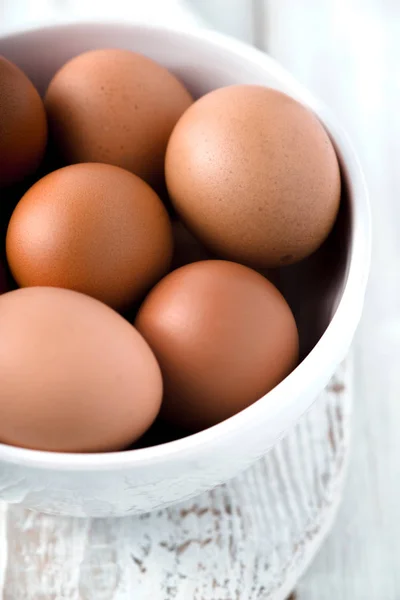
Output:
[0, 21, 371, 470]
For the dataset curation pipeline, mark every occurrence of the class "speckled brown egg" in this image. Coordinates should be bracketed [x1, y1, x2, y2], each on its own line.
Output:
[0, 56, 47, 188]
[135, 260, 299, 431]
[45, 48, 193, 188]
[166, 85, 341, 268]
[6, 163, 173, 310]
[0, 287, 162, 452]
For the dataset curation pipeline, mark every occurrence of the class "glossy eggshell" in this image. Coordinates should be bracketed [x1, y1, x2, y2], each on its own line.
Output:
[0, 287, 162, 452]
[166, 85, 341, 268]
[135, 260, 299, 431]
[45, 48, 193, 188]
[6, 163, 173, 310]
[0, 56, 47, 188]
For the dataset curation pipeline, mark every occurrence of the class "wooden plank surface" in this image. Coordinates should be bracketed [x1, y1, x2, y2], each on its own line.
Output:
[0, 363, 352, 599]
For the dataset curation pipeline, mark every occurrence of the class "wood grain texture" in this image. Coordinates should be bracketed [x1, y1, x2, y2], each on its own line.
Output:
[0, 361, 351, 599]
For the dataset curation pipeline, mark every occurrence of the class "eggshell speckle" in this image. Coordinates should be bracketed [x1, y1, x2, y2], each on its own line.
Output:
[0, 56, 47, 188]
[166, 85, 341, 267]
[6, 163, 173, 310]
[45, 48, 193, 188]
[135, 260, 299, 431]
[0, 287, 162, 452]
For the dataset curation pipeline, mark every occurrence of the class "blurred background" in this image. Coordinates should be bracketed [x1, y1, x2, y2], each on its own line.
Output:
[0, 1, 397, 598]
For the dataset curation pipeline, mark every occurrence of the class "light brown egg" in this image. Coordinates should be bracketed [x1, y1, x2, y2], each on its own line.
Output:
[135, 260, 299, 431]
[45, 48, 193, 188]
[0, 56, 47, 188]
[0, 287, 162, 452]
[6, 163, 173, 310]
[166, 85, 341, 268]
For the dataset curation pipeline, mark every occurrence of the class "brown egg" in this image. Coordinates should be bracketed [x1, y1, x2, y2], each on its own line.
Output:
[45, 48, 193, 188]
[6, 163, 173, 310]
[135, 260, 299, 431]
[0, 287, 162, 452]
[166, 85, 341, 268]
[0, 56, 47, 188]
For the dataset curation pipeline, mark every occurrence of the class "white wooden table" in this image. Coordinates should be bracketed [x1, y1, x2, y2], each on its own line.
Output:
[0, 0, 396, 597]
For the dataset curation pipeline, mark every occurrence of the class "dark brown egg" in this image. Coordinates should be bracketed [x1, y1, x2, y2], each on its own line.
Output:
[0, 56, 47, 188]
[45, 48, 193, 189]
[6, 163, 173, 310]
[135, 260, 299, 431]
[166, 85, 341, 268]
[0, 287, 162, 452]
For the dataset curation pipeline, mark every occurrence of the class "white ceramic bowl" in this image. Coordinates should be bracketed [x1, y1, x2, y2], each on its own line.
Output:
[0, 22, 370, 518]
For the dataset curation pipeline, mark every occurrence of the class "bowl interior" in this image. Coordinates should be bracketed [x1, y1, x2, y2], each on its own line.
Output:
[0, 23, 352, 448]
